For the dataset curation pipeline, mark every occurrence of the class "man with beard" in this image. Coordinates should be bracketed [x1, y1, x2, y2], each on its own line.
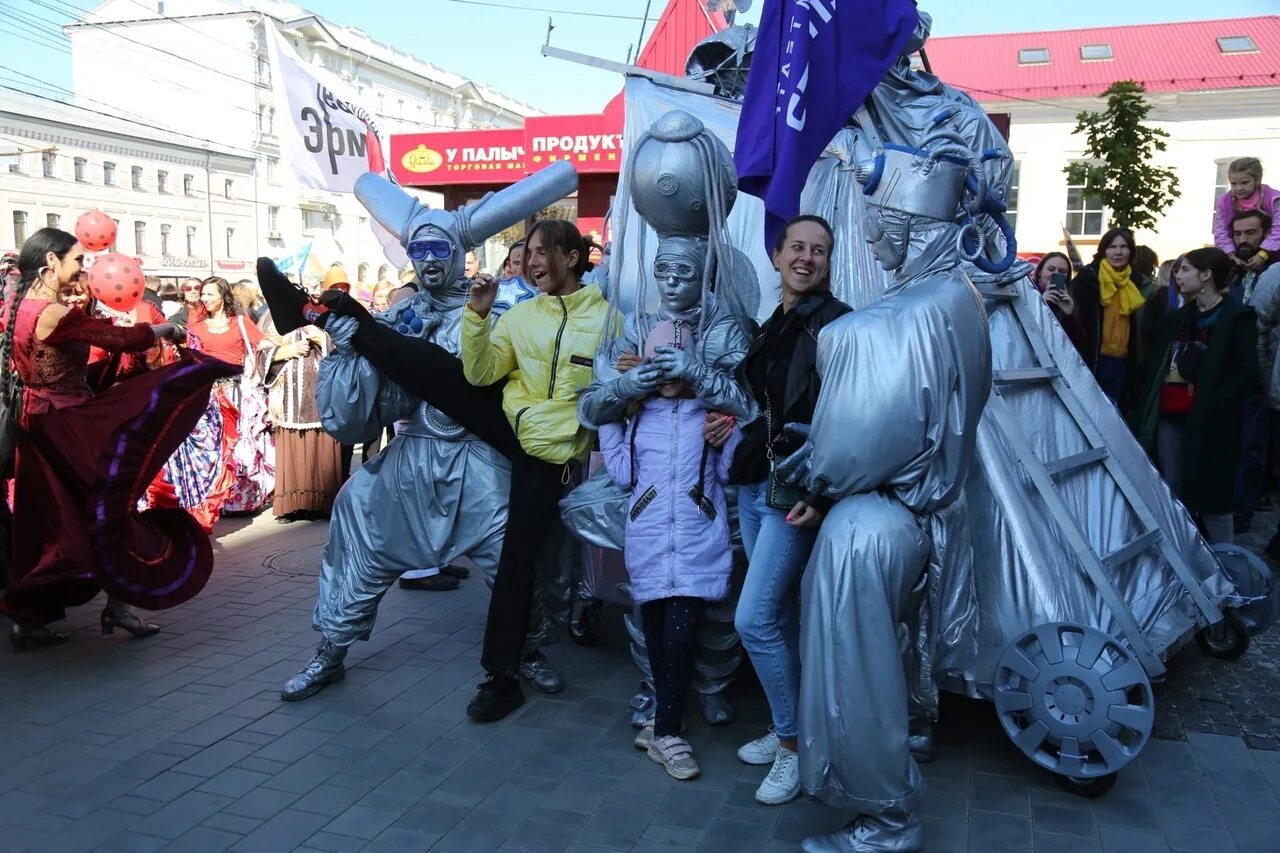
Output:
[1229, 209, 1277, 534]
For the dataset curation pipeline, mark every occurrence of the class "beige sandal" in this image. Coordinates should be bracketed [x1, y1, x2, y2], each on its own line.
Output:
[647, 735, 701, 780]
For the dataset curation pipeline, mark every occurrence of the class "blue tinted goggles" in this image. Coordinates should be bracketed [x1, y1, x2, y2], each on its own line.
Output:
[406, 239, 454, 261]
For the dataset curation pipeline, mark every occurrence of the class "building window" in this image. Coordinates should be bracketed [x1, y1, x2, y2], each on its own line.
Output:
[226, 227, 235, 258]
[47, 213, 61, 229]
[160, 223, 171, 256]
[1018, 47, 1050, 65]
[157, 170, 168, 194]
[1217, 35, 1258, 54]
[42, 151, 56, 178]
[268, 206, 280, 232]
[13, 211, 28, 246]
[134, 220, 146, 255]
[103, 161, 115, 185]
[74, 157, 87, 182]
[302, 208, 331, 233]
[2, 153, 21, 173]
[267, 157, 279, 185]
[268, 107, 275, 135]
[1214, 159, 1239, 201]
[224, 179, 233, 199]
[1065, 167, 1105, 237]
[1006, 161, 1021, 232]
[184, 173, 194, 195]
[111, 218, 120, 251]
[186, 225, 197, 257]
[132, 166, 143, 190]
[1080, 44, 1113, 61]
[397, 99, 405, 117]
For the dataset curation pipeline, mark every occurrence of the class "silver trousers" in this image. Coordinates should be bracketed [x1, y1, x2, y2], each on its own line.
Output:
[799, 491, 930, 816]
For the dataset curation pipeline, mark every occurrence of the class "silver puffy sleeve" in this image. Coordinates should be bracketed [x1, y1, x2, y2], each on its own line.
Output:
[577, 314, 645, 429]
[691, 318, 756, 421]
[316, 352, 416, 445]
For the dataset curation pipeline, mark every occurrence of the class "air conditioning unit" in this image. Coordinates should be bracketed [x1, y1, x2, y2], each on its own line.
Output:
[267, 230, 282, 240]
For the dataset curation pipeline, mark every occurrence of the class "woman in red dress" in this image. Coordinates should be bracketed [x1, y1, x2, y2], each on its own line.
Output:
[150, 278, 273, 529]
[1, 229, 239, 650]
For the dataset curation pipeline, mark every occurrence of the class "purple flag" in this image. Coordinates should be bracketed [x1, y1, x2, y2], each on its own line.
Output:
[735, 0, 919, 250]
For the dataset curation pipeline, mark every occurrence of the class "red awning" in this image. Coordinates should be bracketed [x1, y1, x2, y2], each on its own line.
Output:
[391, 0, 726, 189]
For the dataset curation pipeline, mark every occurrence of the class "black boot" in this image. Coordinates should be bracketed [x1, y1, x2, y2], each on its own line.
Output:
[280, 639, 347, 701]
[256, 257, 328, 334]
[9, 623, 70, 652]
[466, 672, 525, 722]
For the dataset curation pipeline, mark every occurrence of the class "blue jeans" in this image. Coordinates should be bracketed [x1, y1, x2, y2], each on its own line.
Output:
[734, 480, 819, 740]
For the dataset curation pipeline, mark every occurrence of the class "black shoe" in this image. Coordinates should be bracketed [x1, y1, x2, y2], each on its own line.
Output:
[1267, 533, 1280, 562]
[439, 564, 470, 580]
[398, 574, 460, 592]
[9, 623, 70, 652]
[518, 652, 566, 694]
[257, 257, 324, 334]
[101, 608, 160, 638]
[281, 639, 347, 701]
[467, 673, 525, 722]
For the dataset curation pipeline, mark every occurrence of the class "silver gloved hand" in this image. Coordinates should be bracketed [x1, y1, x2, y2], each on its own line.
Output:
[327, 315, 359, 356]
[610, 360, 665, 400]
[651, 344, 703, 383]
[774, 422, 813, 487]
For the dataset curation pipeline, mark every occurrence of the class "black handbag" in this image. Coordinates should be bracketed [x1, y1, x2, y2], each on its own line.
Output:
[764, 390, 805, 511]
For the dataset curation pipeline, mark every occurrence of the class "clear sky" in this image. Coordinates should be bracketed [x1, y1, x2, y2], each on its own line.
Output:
[0, 0, 1274, 118]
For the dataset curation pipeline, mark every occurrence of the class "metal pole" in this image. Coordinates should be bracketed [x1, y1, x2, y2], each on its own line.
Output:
[635, 0, 653, 58]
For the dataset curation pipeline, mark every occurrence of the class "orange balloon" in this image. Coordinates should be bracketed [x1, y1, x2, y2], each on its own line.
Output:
[87, 252, 144, 312]
[75, 209, 117, 252]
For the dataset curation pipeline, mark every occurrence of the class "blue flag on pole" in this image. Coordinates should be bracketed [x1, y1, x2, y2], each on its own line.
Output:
[735, 0, 919, 251]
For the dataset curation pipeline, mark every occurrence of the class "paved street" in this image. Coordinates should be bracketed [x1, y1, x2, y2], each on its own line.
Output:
[1, 511, 1278, 853]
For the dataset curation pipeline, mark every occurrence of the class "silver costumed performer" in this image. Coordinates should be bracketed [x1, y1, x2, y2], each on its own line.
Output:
[792, 140, 993, 851]
[280, 164, 579, 701]
[569, 110, 757, 725]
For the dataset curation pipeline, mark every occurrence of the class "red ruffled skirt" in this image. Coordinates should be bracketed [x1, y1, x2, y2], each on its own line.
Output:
[3, 352, 241, 623]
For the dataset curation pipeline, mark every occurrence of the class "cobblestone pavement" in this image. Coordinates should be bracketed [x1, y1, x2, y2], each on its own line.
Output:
[1151, 501, 1280, 751]
[1, 512, 1278, 853]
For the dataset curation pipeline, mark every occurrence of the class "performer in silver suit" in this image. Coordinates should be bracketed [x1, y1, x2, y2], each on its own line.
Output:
[280, 166, 579, 701]
[785, 142, 993, 851]
[571, 110, 756, 726]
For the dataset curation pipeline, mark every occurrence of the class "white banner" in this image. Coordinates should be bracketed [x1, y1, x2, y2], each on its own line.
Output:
[266, 24, 406, 271]
[266, 23, 384, 194]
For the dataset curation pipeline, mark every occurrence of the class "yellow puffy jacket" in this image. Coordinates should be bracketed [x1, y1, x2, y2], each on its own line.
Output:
[460, 284, 611, 465]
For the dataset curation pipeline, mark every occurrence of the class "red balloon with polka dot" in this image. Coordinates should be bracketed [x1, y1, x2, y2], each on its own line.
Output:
[87, 252, 144, 312]
[75, 209, 117, 252]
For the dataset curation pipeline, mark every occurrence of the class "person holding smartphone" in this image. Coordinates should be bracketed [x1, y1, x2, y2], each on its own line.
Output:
[1034, 252, 1087, 358]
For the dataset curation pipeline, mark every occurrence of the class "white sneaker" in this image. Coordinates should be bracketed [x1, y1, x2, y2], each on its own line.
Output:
[755, 746, 800, 805]
[737, 729, 780, 765]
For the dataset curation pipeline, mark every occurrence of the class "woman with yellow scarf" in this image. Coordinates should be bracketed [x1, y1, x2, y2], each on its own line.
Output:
[1069, 226, 1149, 407]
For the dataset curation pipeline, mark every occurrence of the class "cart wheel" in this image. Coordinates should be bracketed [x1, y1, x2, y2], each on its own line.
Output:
[1054, 771, 1118, 798]
[994, 622, 1153, 784]
[1195, 609, 1249, 660]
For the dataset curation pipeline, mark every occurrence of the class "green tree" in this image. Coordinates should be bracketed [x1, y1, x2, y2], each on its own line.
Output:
[1063, 81, 1180, 232]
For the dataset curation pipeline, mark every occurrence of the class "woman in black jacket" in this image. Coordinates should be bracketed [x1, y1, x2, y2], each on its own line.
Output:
[1133, 247, 1259, 544]
[721, 215, 852, 806]
[1070, 226, 1150, 410]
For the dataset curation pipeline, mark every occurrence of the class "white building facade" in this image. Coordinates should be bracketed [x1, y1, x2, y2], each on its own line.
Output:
[0, 90, 255, 283]
[64, 0, 538, 284]
[930, 16, 1280, 265]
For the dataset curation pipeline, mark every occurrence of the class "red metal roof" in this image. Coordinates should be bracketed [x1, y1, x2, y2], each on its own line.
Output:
[603, 0, 726, 117]
[925, 16, 1280, 103]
